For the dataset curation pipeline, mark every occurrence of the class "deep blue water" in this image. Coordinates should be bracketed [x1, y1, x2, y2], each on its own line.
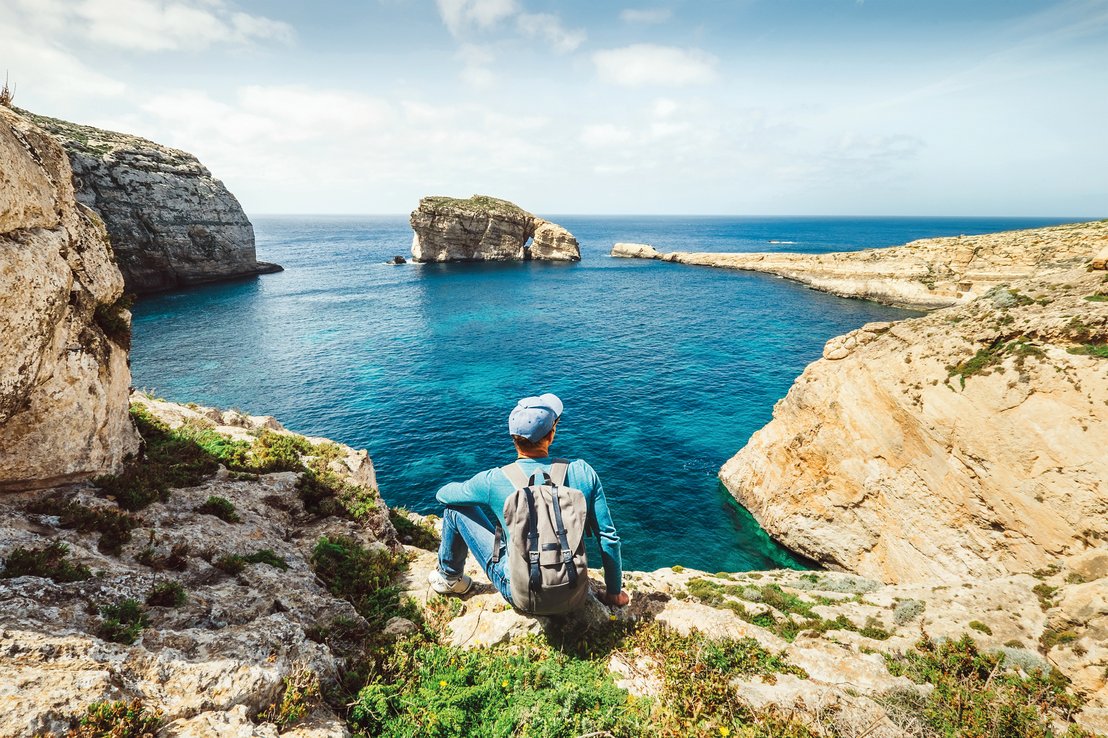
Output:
[130, 215, 1079, 573]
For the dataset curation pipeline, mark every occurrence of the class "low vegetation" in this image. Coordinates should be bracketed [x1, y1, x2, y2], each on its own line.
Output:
[0, 541, 91, 582]
[243, 548, 290, 570]
[310, 536, 415, 631]
[947, 336, 1045, 387]
[194, 495, 240, 523]
[25, 495, 139, 554]
[97, 599, 150, 645]
[146, 580, 186, 608]
[67, 700, 162, 737]
[1067, 343, 1108, 359]
[882, 633, 1092, 738]
[389, 508, 440, 550]
[93, 294, 135, 349]
[256, 669, 322, 730]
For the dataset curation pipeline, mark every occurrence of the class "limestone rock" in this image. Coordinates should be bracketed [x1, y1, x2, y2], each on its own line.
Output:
[721, 266, 1108, 584]
[1092, 242, 1108, 270]
[646, 220, 1107, 309]
[610, 242, 661, 259]
[409, 195, 579, 263]
[19, 109, 282, 294]
[0, 398, 393, 737]
[0, 106, 140, 491]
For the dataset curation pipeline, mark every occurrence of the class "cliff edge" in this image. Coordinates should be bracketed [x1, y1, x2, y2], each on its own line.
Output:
[613, 220, 1107, 309]
[0, 106, 140, 490]
[18, 109, 281, 294]
[721, 255, 1108, 585]
[410, 195, 580, 262]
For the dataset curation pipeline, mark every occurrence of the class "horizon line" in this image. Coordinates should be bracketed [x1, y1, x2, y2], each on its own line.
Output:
[247, 212, 1105, 220]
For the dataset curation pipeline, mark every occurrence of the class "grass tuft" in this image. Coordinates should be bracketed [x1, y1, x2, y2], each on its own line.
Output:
[1, 541, 91, 582]
[146, 580, 186, 608]
[69, 699, 162, 737]
[97, 599, 150, 645]
[195, 495, 240, 523]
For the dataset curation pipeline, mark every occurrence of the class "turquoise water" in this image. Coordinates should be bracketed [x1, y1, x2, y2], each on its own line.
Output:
[130, 215, 1077, 573]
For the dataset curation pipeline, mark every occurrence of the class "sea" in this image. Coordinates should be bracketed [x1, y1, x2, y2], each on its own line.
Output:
[129, 215, 1080, 574]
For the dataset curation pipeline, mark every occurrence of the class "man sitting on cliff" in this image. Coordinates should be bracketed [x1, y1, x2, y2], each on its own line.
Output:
[428, 393, 629, 611]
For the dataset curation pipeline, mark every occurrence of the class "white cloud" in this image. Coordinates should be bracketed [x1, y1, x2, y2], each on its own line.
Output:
[456, 44, 497, 88]
[3, 0, 293, 52]
[619, 8, 673, 24]
[515, 13, 586, 53]
[435, 0, 518, 36]
[593, 44, 718, 87]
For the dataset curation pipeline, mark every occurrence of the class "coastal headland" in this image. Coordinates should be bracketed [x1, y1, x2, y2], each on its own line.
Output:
[2, 105, 1107, 736]
[612, 220, 1107, 309]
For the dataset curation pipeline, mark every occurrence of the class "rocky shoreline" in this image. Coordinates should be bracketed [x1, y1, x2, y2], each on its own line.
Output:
[612, 221, 1107, 309]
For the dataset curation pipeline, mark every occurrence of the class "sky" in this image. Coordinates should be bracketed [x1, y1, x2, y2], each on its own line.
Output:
[2, 0, 1106, 216]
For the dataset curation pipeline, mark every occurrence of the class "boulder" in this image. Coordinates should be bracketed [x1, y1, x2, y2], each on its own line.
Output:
[19, 109, 281, 294]
[409, 195, 579, 263]
[0, 106, 140, 491]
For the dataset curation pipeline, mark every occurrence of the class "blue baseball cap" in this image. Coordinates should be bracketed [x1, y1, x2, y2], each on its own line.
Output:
[508, 393, 563, 442]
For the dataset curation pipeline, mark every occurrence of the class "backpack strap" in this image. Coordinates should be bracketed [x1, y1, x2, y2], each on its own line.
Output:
[522, 486, 542, 594]
[548, 486, 578, 588]
[500, 462, 528, 489]
[549, 458, 569, 487]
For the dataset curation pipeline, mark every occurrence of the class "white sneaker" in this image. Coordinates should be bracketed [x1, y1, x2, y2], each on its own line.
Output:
[428, 569, 473, 595]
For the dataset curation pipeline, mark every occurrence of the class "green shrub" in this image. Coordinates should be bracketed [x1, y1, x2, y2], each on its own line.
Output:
[257, 669, 321, 729]
[25, 496, 140, 555]
[243, 549, 289, 571]
[98, 599, 150, 644]
[146, 580, 186, 608]
[310, 536, 413, 630]
[883, 633, 1088, 737]
[136, 542, 189, 571]
[214, 554, 246, 575]
[249, 430, 314, 472]
[70, 699, 162, 737]
[893, 598, 925, 625]
[195, 495, 240, 523]
[1, 541, 91, 582]
[1067, 343, 1108, 359]
[969, 620, 993, 635]
[389, 509, 440, 550]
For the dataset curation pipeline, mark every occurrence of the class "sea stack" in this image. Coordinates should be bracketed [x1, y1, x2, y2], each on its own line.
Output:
[20, 109, 282, 294]
[409, 194, 580, 262]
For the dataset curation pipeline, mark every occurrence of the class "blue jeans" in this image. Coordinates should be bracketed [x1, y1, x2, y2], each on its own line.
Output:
[438, 505, 513, 604]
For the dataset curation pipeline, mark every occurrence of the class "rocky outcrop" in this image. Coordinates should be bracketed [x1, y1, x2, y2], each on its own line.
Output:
[410, 195, 579, 262]
[0, 396, 393, 736]
[612, 220, 1107, 309]
[720, 257, 1108, 585]
[19, 109, 281, 294]
[402, 538, 1108, 735]
[610, 242, 661, 259]
[0, 106, 140, 491]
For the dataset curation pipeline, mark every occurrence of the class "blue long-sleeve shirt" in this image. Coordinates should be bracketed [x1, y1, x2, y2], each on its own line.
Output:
[436, 456, 623, 595]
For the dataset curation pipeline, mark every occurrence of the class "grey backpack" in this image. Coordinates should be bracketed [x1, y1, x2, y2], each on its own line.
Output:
[493, 459, 590, 615]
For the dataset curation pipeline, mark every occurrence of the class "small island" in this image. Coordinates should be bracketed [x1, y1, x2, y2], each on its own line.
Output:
[409, 195, 580, 263]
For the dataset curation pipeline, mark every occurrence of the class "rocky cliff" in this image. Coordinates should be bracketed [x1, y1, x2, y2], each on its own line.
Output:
[612, 220, 1107, 309]
[720, 255, 1108, 586]
[410, 195, 580, 262]
[0, 106, 140, 491]
[19, 109, 281, 294]
[2, 396, 1104, 736]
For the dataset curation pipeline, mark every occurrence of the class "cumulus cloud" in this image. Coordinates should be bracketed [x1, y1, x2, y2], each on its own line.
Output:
[516, 13, 586, 53]
[1, 0, 292, 52]
[619, 8, 673, 24]
[593, 44, 718, 87]
[435, 0, 519, 36]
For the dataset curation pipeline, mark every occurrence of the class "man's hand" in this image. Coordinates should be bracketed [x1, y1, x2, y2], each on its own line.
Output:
[599, 590, 630, 607]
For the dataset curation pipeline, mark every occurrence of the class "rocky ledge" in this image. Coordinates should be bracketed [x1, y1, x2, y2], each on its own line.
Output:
[611, 220, 1108, 309]
[721, 252, 1108, 586]
[18, 109, 282, 294]
[410, 195, 580, 262]
[2, 396, 1105, 737]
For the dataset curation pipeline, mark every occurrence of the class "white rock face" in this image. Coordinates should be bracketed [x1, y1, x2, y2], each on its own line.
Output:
[21, 109, 281, 294]
[409, 195, 580, 262]
[615, 220, 1106, 309]
[610, 242, 661, 259]
[720, 262, 1108, 585]
[0, 106, 140, 491]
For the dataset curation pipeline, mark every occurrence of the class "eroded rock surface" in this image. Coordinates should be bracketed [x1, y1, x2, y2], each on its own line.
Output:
[0, 397, 393, 737]
[19, 109, 281, 294]
[0, 106, 140, 491]
[410, 195, 579, 262]
[613, 220, 1107, 309]
[402, 541, 1108, 736]
[721, 260, 1108, 585]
